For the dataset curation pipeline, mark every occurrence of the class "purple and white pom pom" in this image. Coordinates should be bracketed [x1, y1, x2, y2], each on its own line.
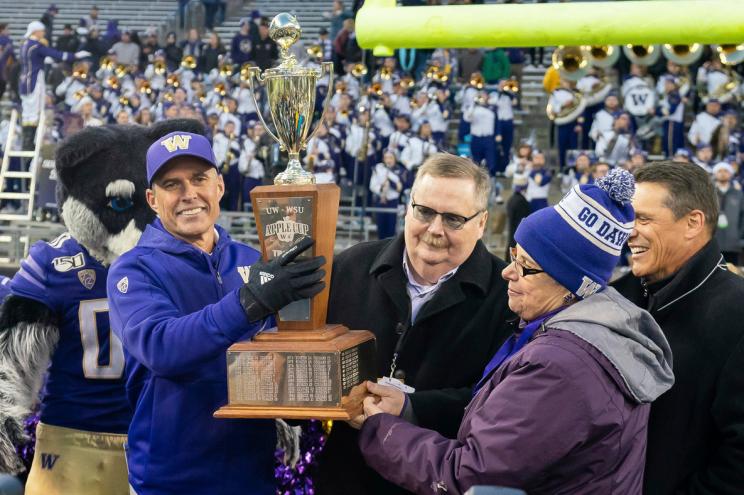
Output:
[595, 168, 635, 204]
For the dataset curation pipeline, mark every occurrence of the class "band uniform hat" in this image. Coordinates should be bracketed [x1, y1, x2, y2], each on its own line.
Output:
[514, 168, 636, 299]
[25, 21, 47, 38]
[712, 161, 735, 176]
[146, 131, 217, 184]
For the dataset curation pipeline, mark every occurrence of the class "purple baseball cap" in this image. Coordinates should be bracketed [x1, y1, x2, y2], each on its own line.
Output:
[146, 131, 217, 184]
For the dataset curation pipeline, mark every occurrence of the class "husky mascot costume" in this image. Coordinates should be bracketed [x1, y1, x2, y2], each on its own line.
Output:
[0, 119, 205, 495]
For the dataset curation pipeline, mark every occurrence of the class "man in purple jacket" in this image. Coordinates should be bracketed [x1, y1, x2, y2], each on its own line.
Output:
[355, 169, 674, 494]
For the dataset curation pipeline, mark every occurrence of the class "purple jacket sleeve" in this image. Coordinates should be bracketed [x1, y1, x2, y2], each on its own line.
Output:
[359, 342, 596, 495]
[107, 259, 262, 378]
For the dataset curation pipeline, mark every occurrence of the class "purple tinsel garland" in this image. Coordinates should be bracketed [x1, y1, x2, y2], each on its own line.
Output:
[275, 419, 328, 495]
[16, 411, 39, 471]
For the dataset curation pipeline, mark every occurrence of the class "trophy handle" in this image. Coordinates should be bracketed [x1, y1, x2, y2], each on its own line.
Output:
[304, 62, 335, 146]
[247, 66, 283, 146]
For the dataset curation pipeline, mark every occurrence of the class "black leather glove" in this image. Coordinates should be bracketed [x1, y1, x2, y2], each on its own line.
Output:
[239, 237, 326, 322]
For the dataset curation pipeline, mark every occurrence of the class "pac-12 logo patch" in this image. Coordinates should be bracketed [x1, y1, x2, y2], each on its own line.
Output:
[77, 269, 96, 290]
[117, 276, 129, 294]
[52, 252, 85, 272]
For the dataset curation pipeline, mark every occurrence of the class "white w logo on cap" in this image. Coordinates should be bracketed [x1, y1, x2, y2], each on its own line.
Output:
[160, 134, 192, 153]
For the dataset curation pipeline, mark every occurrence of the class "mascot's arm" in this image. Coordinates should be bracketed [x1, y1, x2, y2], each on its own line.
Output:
[0, 295, 58, 474]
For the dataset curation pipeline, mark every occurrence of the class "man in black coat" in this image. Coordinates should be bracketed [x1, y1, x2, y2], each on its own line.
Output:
[505, 176, 531, 260]
[612, 161, 744, 494]
[316, 154, 514, 494]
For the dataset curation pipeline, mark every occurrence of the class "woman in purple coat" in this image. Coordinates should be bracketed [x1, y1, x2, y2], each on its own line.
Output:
[354, 169, 675, 495]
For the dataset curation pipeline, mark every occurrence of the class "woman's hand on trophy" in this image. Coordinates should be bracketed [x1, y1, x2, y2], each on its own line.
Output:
[238, 237, 326, 322]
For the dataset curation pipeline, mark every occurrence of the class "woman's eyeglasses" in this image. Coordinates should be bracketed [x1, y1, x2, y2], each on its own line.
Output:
[509, 247, 545, 277]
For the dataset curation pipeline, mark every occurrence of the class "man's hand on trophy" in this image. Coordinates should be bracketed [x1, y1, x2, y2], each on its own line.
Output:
[239, 237, 326, 322]
[367, 381, 406, 416]
[343, 382, 373, 429]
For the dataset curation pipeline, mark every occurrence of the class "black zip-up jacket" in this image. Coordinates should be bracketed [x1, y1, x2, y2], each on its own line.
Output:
[612, 239, 744, 494]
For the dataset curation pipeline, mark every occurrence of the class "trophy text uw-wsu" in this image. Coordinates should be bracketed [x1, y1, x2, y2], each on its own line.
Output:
[214, 13, 376, 420]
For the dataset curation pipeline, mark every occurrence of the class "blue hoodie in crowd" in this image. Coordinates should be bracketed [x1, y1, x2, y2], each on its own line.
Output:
[107, 219, 275, 495]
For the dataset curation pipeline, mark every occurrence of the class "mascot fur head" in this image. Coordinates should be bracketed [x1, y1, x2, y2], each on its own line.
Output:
[55, 119, 205, 265]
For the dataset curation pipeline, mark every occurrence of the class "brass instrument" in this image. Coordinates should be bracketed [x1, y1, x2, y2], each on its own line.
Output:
[138, 80, 153, 96]
[400, 75, 415, 89]
[219, 62, 234, 78]
[552, 46, 590, 81]
[502, 78, 520, 95]
[546, 89, 586, 125]
[73, 88, 88, 100]
[662, 44, 703, 66]
[239, 62, 253, 82]
[215, 99, 229, 113]
[106, 75, 120, 90]
[166, 73, 180, 88]
[197, 90, 207, 104]
[335, 80, 347, 94]
[711, 71, 741, 103]
[474, 93, 487, 106]
[351, 63, 368, 78]
[588, 45, 620, 69]
[162, 91, 174, 102]
[306, 44, 323, 61]
[425, 64, 438, 80]
[99, 56, 114, 71]
[433, 69, 449, 84]
[72, 62, 89, 81]
[379, 66, 393, 80]
[214, 82, 228, 97]
[153, 60, 167, 75]
[119, 95, 130, 107]
[469, 73, 484, 90]
[623, 44, 661, 66]
[717, 44, 744, 66]
[181, 54, 197, 70]
[368, 82, 383, 97]
[114, 64, 128, 78]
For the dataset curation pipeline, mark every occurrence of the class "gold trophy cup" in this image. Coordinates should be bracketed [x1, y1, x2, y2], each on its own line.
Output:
[215, 13, 375, 420]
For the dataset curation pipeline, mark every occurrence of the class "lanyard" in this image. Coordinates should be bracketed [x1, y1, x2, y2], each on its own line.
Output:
[389, 301, 413, 379]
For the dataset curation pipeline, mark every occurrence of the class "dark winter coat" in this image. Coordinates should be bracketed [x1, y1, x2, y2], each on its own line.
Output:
[359, 288, 674, 495]
[315, 234, 514, 495]
[505, 190, 530, 255]
[613, 238, 744, 494]
[715, 185, 744, 253]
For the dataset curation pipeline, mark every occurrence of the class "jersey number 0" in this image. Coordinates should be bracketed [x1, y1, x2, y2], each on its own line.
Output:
[78, 298, 125, 379]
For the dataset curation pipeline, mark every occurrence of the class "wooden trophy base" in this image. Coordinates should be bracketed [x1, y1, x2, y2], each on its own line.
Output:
[215, 325, 376, 420]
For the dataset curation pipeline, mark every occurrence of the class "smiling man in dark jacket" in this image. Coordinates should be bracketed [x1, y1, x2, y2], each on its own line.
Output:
[316, 153, 514, 494]
[613, 161, 744, 494]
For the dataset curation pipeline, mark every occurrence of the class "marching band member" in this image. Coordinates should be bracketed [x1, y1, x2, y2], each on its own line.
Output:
[238, 122, 266, 206]
[505, 141, 533, 187]
[388, 113, 412, 158]
[390, 78, 412, 117]
[491, 80, 517, 174]
[595, 112, 637, 167]
[657, 60, 690, 99]
[456, 71, 481, 140]
[145, 49, 168, 91]
[55, 61, 90, 108]
[463, 91, 497, 175]
[371, 93, 395, 152]
[411, 90, 447, 147]
[334, 93, 354, 127]
[234, 82, 259, 131]
[657, 75, 685, 158]
[589, 92, 621, 143]
[696, 57, 733, 104]
[369, 149, 405, 239]
[712, 109, 744, 162]
[688, 98, 722, 147]
[213, 119, 242, 211]
[526, 151, 552, 211]
[549, 79, 583, 170]
[343, 107, 378, 184]
[218, 97, 241, 137]
[400, 119, 437, 174]
[692, 143, 714, 172]
[372, 57, 399, 95]
[562, 151, 594, 193]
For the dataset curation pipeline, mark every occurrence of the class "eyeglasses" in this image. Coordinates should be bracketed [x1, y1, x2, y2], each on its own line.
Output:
[410, 195, 483, 230]
[509, 247, 545, 277]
